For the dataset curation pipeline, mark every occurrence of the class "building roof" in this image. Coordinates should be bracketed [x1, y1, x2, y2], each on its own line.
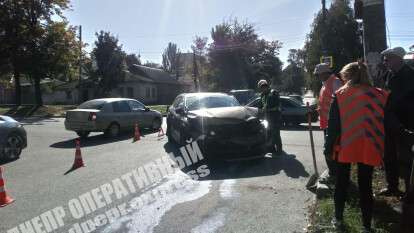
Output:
[130, 64, 180, 85]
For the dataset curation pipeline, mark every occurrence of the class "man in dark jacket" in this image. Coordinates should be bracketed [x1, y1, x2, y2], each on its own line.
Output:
[380, 47, 414, 196]
[257, 80, 283, 155]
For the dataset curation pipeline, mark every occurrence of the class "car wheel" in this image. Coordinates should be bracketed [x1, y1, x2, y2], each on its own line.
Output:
[152, 118, 162, 131]
[2, 133, 23, 160]
[105, 123, 120, 138]
[76, 131, 90, 139]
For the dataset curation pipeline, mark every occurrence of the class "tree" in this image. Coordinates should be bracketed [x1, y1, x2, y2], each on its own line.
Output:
[0, 0, 73, 106]
[281, 50, 306, 94]
[38, 22, 80, 82]
[208, 19, 283, 91]
[303, 0, 362, 95]
[125, 53, 141, 70]
[92, 31, 126, 97]
[162, 42, 181, 76]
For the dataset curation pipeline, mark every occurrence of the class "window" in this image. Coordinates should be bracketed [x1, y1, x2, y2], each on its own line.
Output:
[146, 87, 150, 98]
[78, 100, 105, 110]
[127, 87, 134, 98]
[65, 91, 72, 100]
[281, 99, 296, 108]
[128, 100, 145, 111]
[151, 87, 156, 98]
[118, 87, 124, 97]
[112, 101, 131, 112]
[172, 96, 184, 108]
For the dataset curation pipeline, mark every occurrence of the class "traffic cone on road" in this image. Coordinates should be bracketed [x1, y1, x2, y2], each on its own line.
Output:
[158, 127, 165, 137]
[0, 166, 15, 208]
[133, 123, 141, 142]
[72, 138, 85, 169]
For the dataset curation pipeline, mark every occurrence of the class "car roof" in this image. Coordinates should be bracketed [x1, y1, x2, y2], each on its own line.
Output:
[181, 92, 232, 98]
[229, 89, 254, 93]
[83, 98, 137, 103]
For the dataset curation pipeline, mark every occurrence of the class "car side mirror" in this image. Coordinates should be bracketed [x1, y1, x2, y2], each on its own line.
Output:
[144, 107, 150, 112]
[176, 107, 185, 115]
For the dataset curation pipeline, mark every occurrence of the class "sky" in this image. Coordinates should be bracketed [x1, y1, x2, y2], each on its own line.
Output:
[64, 0, 414, 65]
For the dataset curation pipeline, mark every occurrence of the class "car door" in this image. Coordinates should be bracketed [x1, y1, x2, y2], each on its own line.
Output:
[112, 100, 134, 130]
[281, 98, 302, 123]
[128, 100, 151, 128]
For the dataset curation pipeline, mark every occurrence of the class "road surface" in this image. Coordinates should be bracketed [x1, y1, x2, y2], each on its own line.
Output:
[0, 118, 326, 233]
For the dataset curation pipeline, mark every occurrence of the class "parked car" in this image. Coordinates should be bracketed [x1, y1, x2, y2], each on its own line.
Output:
[288, 94, 303, 104]
[228, 89, 256, 105]
[0, 115, 27, 161]
[65, 98, 163, 138]
[247, 96, 318, 126]
[166, 93, 271, 160]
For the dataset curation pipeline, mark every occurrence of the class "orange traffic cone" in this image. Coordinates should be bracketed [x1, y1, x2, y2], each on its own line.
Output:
[158, 127, 165, 137]
[133, 123, 141, 142]
[72, 138, 85, 169]
[0, 166, 15, 207]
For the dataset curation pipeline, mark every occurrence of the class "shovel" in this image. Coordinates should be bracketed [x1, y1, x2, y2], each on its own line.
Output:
[306, 102, 319, 190]
[401, 132, 414, 232]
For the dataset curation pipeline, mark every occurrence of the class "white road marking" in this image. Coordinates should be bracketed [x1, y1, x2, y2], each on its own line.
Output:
[103, 172, 211, 233]
[190, 209, 228, 233]
[219, 179, 239, 200]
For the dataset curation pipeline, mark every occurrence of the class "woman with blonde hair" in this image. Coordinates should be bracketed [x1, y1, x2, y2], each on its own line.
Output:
[324, 61, 388, 232]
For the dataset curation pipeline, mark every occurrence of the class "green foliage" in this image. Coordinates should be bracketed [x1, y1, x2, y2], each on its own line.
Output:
[92, 31, 126, 97]
[162, 42, 181, 76]
[125, 53, 141, 70]
[208, 19, 283, 91]
[281, 49, 306, 94]
[303, 0, 362, 96]
[0, 0, 73, 105]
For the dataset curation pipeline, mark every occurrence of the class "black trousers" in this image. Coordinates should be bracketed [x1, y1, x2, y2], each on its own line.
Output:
[334, 162, 374, 229]
[324, 129, 337, 176]
[384, 132, 413, 191]
[267, 112, 282, 152]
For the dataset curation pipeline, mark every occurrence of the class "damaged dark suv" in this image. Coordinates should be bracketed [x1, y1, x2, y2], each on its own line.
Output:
[166, 93, 271, 160]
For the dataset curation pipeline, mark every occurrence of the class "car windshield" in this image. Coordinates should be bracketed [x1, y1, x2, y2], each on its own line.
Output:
[186, 95, 240, 111]
[78, 101, 105, 110]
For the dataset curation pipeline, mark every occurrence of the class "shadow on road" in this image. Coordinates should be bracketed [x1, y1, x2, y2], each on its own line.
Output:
[0, 157, 19, 166]
[163, 142, 310, 181]
[50, 129, 157, 148]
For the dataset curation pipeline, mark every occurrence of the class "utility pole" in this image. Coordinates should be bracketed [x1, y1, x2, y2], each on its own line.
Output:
[78, 25, 82, 103]
[355, 0, 387, 85]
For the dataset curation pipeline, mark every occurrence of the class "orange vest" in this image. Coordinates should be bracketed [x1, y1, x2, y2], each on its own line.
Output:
[319, 75, 343, 129]
[336, 85, 388, 166]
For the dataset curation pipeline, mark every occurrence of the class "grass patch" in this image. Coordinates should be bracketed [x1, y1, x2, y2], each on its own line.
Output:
[148, 105, 168, 116]
[309, 167, 402, 233]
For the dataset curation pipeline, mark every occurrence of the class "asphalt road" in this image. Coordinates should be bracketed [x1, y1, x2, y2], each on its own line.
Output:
[0, 118, 326, 233]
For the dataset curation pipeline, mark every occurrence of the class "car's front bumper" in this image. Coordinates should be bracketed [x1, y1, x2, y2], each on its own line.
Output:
[193, 132, 268, 160]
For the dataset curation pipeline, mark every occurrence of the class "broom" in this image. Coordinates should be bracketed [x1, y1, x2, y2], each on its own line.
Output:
[306, 102, 319, 190]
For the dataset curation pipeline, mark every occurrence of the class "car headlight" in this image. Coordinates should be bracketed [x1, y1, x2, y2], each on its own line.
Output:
[210, 131, 216, 136]
[260, 120, 269, 129]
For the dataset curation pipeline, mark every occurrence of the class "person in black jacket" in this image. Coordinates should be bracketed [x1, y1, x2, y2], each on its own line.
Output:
[257, 79, 283, 155]
[379, 47, 414, 196]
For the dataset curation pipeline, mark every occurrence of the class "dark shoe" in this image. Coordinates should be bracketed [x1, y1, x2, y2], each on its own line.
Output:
[378, 188, 404, 197]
